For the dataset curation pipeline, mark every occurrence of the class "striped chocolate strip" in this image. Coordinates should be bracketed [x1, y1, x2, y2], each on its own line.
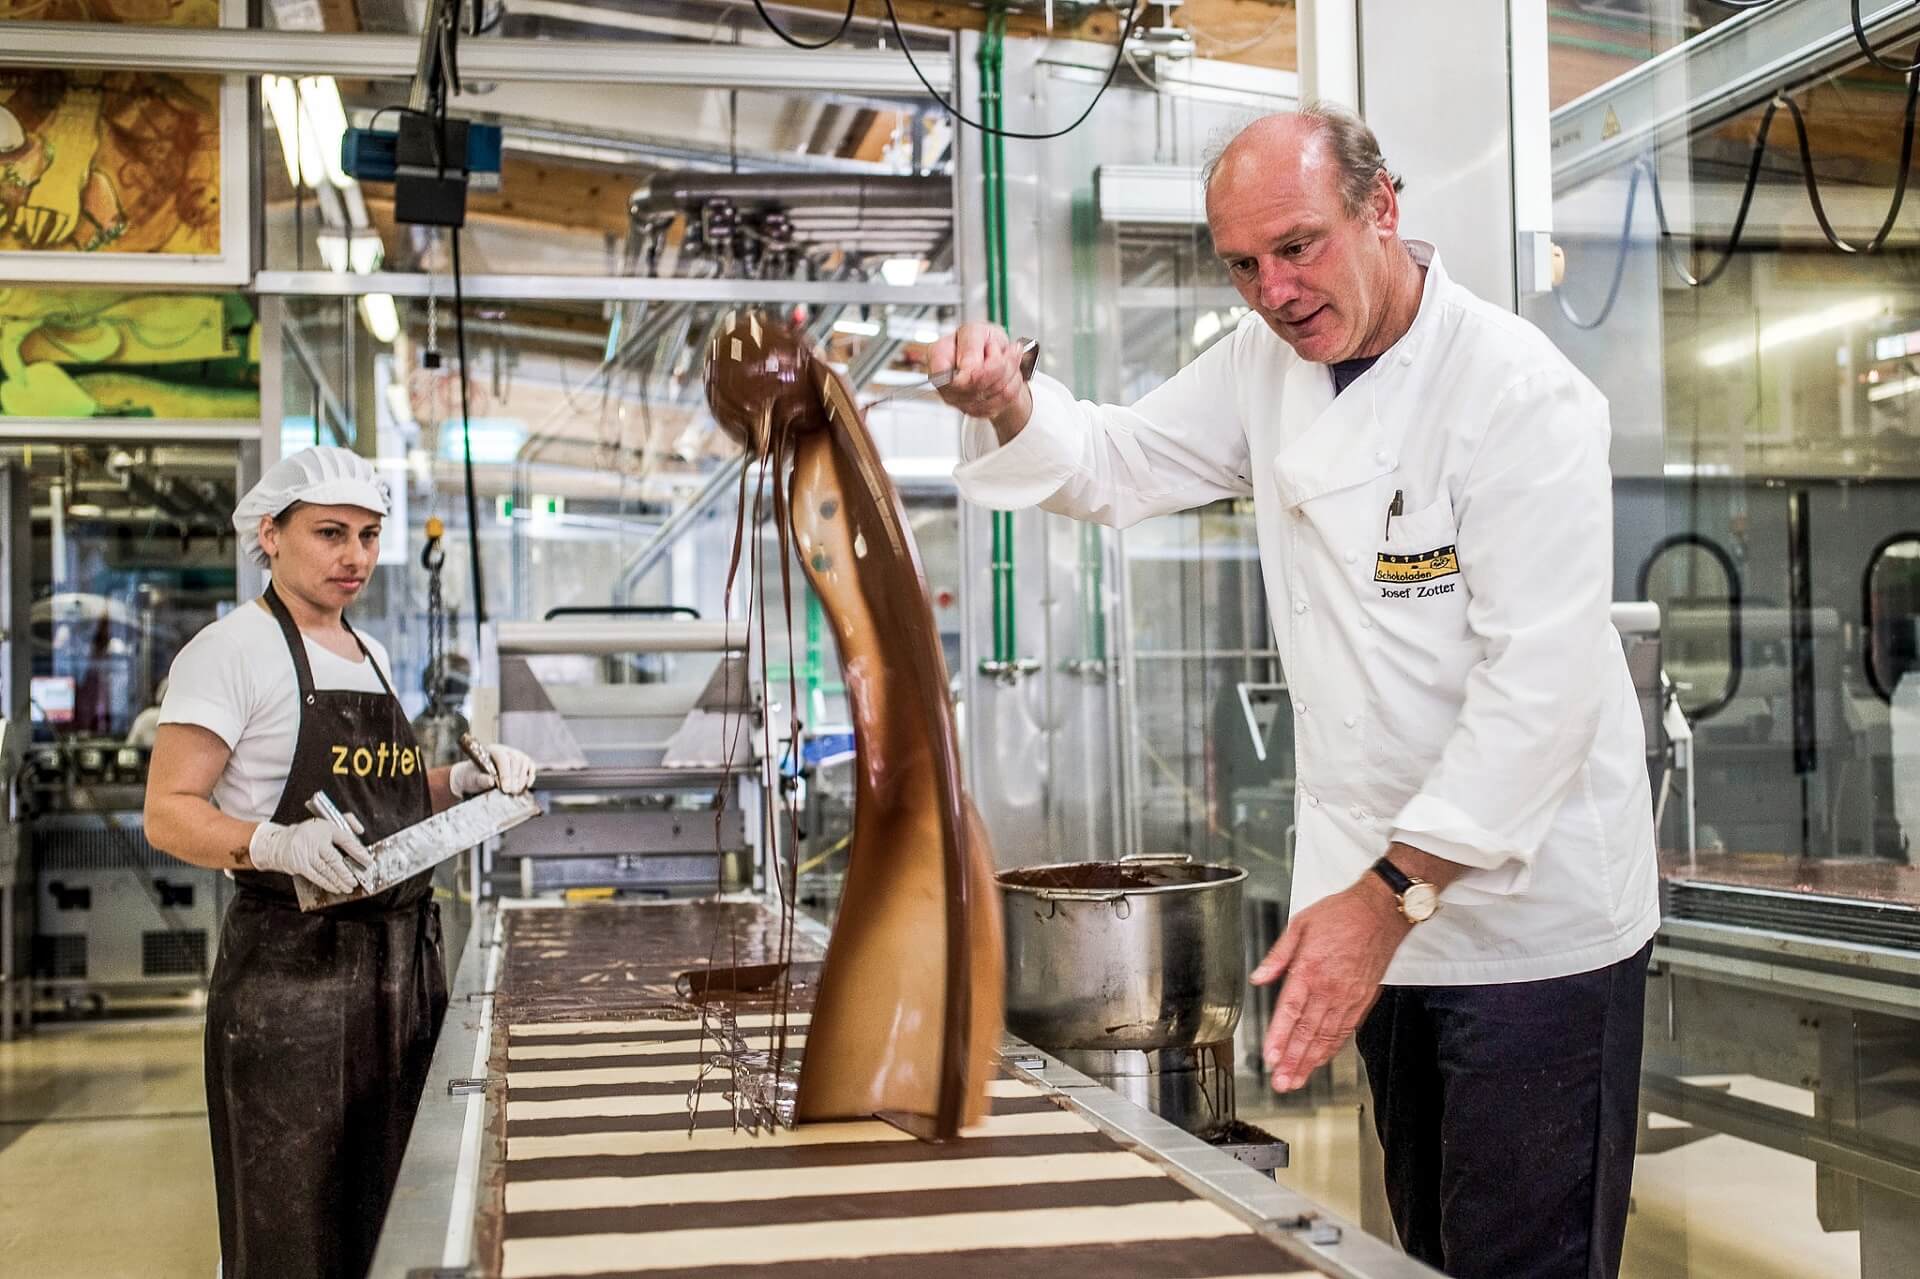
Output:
[508, 1235, 1309, 1279]
[498, 1200, 1253, 1277]
[506, 1131, 1120, 1181]
[503, 1175, 1193, 1239]
[505, 1149, 1163, 1214]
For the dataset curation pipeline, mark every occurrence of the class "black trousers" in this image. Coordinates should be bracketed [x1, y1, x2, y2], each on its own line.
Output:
[1355, 941, 1652, 1279]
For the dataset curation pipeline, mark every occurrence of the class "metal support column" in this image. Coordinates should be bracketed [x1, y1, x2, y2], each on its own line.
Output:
[0, 464, 30, 1041]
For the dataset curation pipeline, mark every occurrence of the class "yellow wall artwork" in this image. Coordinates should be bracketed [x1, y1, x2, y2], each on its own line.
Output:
[0, 0, 249, 283]
[0, 287, 259, 419]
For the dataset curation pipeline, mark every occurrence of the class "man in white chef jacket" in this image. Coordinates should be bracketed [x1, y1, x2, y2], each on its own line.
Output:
[933, 106, 1660, 1279]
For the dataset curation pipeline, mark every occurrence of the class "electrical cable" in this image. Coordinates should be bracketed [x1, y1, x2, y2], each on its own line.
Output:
[1556, 161, 1645, 330]
[1855, 0, 1920, 74]
[1646, 93, 1781, 289]
[450, 226, 486, 648]
[1780, 62, 1920, 249]
[886, 0, 1146, 140]
[750, 0, 855, 50]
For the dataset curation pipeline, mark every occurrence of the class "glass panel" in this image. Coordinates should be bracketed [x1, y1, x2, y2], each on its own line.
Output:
[5, 442, 239, 756]
[1540, 21, 1920, 1278]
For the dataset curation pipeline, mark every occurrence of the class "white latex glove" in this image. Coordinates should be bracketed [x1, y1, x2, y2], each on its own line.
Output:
[249, 817, 376, 895]
[450, 743, 537, 798]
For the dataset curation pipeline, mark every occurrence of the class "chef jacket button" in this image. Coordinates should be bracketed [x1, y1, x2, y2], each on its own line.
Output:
[1344, 550, 1358, 564]
[1350, 804, 1366, 820]
[1308, 794, 1321, 808]
[1360, 616, 1373, 630]
[1294, 601, 1308, 615]
[1374, 450, 1389, 465]
[1296, 702, 1309, 715]
[1343, 715, 1357, 728]
[1399, 351, 1414, 366]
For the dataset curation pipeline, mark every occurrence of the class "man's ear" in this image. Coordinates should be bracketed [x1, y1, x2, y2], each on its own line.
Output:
[257, 515, 279, 560]
[1369, 171, 1401, 238]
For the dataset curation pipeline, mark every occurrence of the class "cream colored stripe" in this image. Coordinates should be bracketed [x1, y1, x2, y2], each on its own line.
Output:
[510, 1013, 811, 1038]
[509, 1118, 910, 1162]
[499, 1200, 1250, 1277]
[509, 1035, 807, 1062]
[506, 1149, 1162, 1213]
[985, 1079, 1041, 1098]
[510, 1064, 722, 1089]
[513, 1091, 737, 1120]
[506, 1109, 1089, 1155]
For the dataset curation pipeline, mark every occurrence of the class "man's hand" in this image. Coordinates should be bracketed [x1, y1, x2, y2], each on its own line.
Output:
[1251, 873, 1411, 1092]
[925, 323, 1034, 439]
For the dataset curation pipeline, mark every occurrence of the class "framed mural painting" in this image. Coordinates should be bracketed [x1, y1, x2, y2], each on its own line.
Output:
[0, 0, 250, 285]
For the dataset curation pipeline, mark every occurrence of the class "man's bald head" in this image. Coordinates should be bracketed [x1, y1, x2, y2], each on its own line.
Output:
[1204, 105, 1403, 219]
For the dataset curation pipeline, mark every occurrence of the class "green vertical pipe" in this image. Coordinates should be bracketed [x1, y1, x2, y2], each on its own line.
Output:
[979, 9, 1018, 669]
[803, 587, 824, 710]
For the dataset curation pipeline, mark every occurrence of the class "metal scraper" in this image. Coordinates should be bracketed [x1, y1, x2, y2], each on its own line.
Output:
[864, 338, 1039, 410]
[293, 788, 542, 912]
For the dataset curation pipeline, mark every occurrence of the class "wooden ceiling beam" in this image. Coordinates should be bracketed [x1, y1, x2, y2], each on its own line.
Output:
[762, 0, 1296, 71]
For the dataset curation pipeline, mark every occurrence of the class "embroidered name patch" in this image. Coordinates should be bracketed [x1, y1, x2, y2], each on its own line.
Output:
[1374, 546, 1460, 585]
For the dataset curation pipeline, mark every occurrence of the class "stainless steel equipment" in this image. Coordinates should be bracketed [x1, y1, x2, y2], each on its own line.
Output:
[998, 853, 1247, 1138]
[480, 616, 770, 898]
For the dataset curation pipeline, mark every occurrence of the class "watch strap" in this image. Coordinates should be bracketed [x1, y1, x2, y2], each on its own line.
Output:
[1370, 856, 1414, 896]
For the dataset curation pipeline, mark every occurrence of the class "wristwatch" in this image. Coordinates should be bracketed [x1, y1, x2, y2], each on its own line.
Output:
[1370, 856, 1439, 924]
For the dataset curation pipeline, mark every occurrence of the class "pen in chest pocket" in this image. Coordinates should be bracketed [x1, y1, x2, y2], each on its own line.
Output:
[1385, 489, 1403, 539]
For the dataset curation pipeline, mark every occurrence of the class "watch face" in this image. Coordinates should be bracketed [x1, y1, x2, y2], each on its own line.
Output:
[1402, 882, 1440, 923]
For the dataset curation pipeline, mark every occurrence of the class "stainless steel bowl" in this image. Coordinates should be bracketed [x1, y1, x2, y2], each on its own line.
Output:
[997, 854, 1247, 1052]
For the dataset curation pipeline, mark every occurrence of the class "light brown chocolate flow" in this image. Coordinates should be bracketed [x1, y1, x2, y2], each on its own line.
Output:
[703, 309, 1004, 1139]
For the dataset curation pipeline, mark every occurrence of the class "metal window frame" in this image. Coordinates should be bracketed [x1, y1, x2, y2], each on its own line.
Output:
[254, 271, 962, 305]
[0, 21, 951, 95]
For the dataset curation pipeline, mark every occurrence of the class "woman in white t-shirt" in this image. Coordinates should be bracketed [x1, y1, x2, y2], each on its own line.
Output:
[142, 447, 535, 1279]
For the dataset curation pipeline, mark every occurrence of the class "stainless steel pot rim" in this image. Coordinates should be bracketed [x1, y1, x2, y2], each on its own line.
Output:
[996, 853, 1248, 901]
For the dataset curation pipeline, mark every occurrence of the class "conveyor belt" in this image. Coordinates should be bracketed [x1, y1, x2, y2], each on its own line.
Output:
[476, 904, 1324, 1278]
[370, 900, 1440, 1279]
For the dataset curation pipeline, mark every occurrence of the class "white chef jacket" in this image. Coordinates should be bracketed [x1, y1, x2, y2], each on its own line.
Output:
[954, 243, 1660, 985]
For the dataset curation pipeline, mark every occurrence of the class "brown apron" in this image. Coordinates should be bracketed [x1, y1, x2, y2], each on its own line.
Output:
[203, 585, 446, 1279]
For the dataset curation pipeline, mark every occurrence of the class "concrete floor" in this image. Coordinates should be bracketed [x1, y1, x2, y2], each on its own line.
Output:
[0, 1015, 218, 1279]
[0, 1019, 1867, 1279]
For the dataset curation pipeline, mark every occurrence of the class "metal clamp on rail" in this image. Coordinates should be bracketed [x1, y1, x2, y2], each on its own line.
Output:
[978, 656, 1042, 685]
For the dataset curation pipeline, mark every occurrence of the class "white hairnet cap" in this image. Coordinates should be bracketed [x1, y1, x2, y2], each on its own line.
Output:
[233, 446, 392, 568]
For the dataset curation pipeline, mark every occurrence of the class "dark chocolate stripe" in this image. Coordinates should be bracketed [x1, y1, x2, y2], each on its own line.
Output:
[506, 1131, 1119, 1182]
[508, 1050, 716, 1071]
[508, 1084, 1061, 1118]
[509, 1110, 764, 1135]
[508, 1234, 1307, 1279]
[508, 1078, 690, 1097]
[504, 1176, 1190, 1239]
